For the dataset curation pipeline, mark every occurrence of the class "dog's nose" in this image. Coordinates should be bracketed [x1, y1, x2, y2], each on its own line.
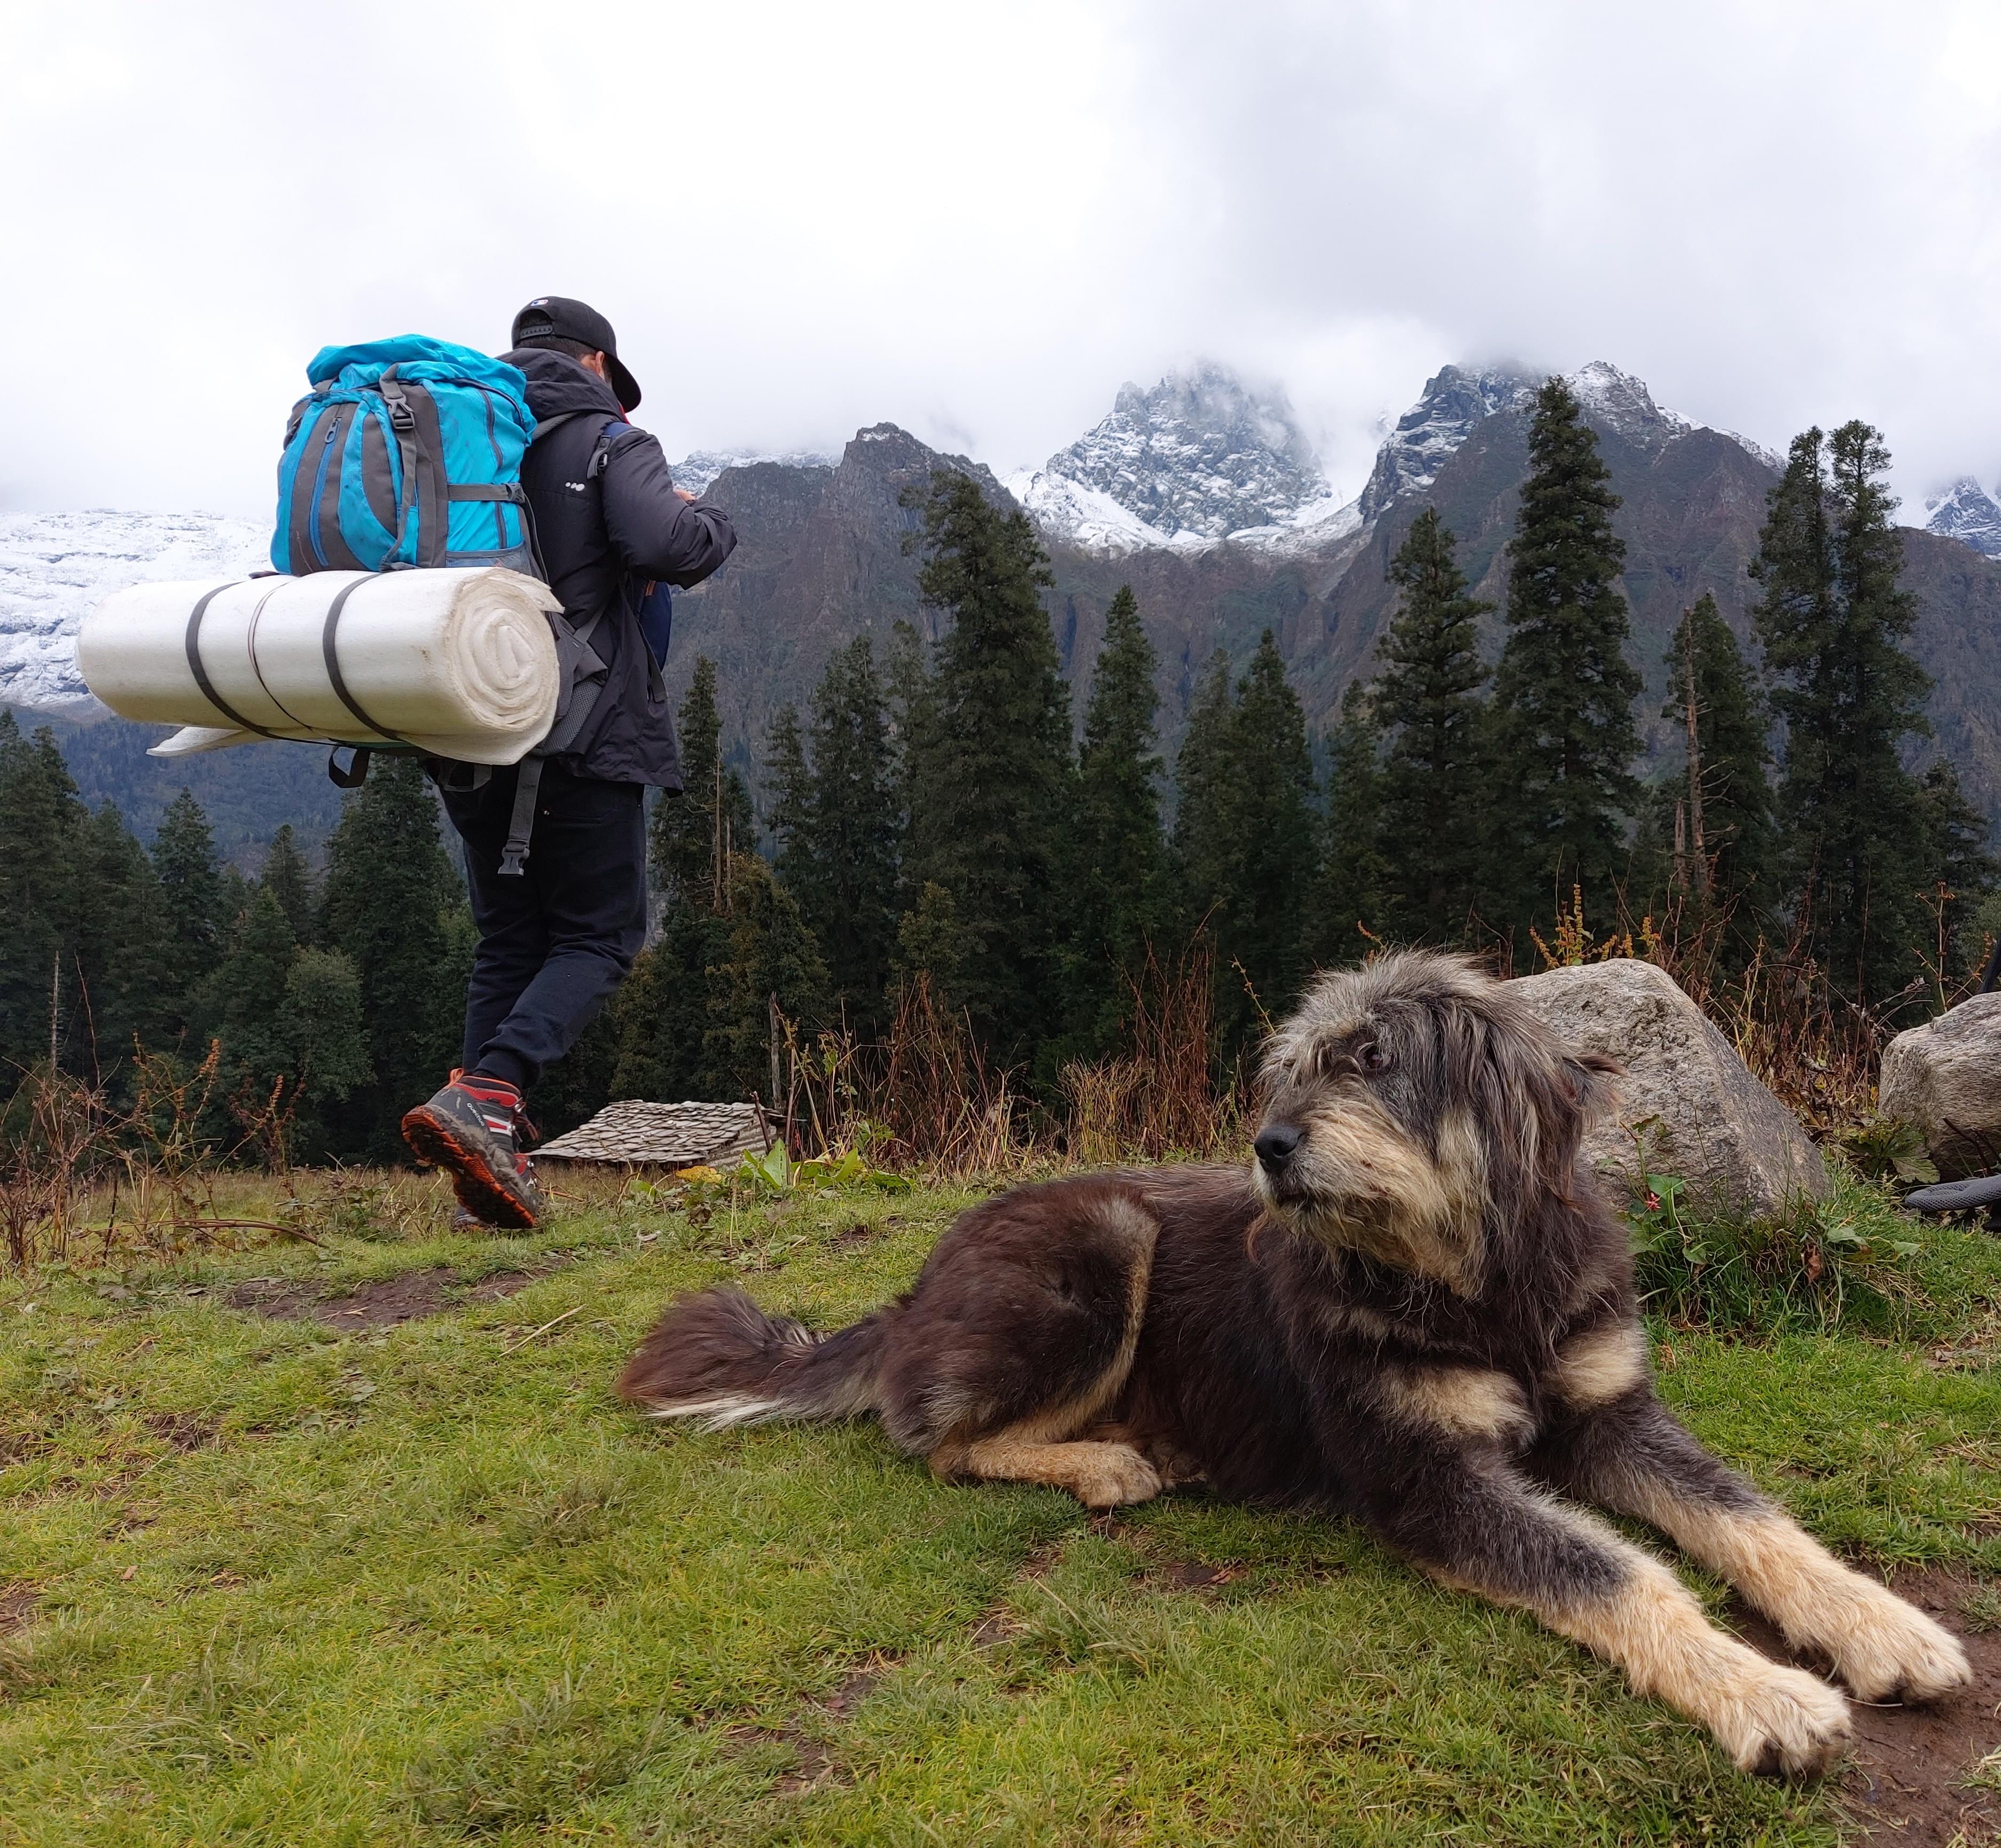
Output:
[1254, 1124, 1303, 1172]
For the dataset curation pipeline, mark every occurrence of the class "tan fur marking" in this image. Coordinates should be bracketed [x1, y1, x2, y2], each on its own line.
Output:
[1547, 1320, 1650, 1408]
[1428, 1505, 1851, 1776]
[1288, 1102, 1481, 1293]
[1381, 1366, 1533, 1445]
[954, 1434, 1162, 1508]
[1624, 1490, 1971, 1702]
[1311, 1297, 1395, 1344]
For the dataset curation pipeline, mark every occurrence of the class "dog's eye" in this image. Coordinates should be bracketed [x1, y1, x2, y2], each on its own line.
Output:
[1357, 1041, 1388, 1074]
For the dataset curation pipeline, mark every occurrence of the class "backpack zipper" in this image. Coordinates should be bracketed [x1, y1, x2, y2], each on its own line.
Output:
[306, 409, 343, 569]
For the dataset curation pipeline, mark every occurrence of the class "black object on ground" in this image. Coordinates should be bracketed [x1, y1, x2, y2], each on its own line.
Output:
[1902, 1172, 2001, 1231]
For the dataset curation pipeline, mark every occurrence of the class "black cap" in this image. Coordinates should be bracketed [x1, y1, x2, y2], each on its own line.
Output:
[510, 295, 642, 411]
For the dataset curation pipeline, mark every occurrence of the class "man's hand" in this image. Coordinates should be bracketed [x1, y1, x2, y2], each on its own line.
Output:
[674, 487, 697, 504]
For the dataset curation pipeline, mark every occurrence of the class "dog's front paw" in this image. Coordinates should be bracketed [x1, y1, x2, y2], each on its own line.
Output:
[1071, 1446, 1162, 1510]
[1824, 1589, 1971, 1703]
[1715, 1662, 1851, 1781]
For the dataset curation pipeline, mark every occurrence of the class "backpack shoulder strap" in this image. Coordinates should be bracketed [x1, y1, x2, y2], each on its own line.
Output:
[586, 418, 626, 481]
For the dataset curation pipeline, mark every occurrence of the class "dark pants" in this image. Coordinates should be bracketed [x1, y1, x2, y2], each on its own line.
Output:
[438, 762, 648, 1093]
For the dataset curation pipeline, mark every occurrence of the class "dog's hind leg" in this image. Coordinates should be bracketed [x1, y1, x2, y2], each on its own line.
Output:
[878, 1180, 1162, 1510]
[1372, 1451, 1852, 1777]
[1530, 1366, 1970, 1706]
[950, 1430, 1162, 1510]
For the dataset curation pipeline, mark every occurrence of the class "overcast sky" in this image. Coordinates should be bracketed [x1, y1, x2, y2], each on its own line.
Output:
[5, 0, 1999, 518]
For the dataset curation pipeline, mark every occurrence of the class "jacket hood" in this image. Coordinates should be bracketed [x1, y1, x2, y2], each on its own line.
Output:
[504, 348, 628, 425]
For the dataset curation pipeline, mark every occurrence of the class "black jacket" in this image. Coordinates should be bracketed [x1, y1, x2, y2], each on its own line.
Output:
[505, 348, 737, 787]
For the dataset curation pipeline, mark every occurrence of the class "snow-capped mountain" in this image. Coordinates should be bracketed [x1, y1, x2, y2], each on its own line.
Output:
[1924, 477, 2001, 558]
[1357, 364, 1537, 522]
[671, 448, 840, 496]
[1022, 358, 1787, 560]
[1009, 363, 1340, 552]
[1, 510, 271, 717]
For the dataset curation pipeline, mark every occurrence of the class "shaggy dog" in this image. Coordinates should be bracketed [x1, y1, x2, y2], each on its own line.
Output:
[618, 951, 1969, 1776]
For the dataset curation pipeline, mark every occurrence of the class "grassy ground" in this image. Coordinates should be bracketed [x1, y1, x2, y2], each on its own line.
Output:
[2, 1168, 1998, 1846]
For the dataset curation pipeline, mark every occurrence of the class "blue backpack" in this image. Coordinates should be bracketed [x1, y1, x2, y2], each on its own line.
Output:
[272, 336, 540, 575]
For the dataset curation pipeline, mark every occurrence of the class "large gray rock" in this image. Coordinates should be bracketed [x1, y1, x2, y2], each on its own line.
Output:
[1510, 959, 1828, 1216]
[1878, 992, 2001, 1181]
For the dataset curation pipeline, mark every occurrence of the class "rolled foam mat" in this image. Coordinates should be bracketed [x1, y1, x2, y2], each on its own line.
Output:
[79, 567, 561, 765]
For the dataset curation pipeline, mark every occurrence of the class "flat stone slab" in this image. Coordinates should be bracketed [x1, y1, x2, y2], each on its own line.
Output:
[535, 1099, 778, 1170]
[1511, 959, 1827, 1217]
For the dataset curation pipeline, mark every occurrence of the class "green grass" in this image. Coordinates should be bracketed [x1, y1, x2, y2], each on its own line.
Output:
[2, 1172, 1998, 1845]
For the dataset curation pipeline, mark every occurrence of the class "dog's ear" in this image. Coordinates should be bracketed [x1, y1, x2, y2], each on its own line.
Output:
[1563, 1052, 1622, 1129]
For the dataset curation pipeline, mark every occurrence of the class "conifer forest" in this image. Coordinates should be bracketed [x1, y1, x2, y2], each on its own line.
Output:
[4, 382, 1996, 1166]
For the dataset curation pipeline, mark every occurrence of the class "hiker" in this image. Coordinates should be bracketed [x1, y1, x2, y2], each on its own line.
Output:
[400, 297, 736, 1228]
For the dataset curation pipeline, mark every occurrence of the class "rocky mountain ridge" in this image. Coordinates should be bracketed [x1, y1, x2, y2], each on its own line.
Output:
[7, 361, 2000, 843]
[1925, 477, 2001, 558]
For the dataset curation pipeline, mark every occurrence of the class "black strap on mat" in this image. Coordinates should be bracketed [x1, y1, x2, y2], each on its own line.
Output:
[498, 756, 544, 876]
[321, 576, 408, 743]
[184, 583, 281, 737]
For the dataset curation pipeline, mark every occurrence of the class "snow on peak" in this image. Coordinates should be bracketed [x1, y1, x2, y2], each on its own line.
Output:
[1357, 364, 1537, 522]
[1357, 360, 1779, 527]
[1564, 360, 1692, 449]
[671, 447, 839, 496]
[1015, 362, 1333, 553]
[1925, 477, 2001, 558]
[1, 509, 272, 719]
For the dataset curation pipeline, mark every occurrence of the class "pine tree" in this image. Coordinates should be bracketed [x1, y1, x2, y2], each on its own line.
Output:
[207, 885, 370, 1160]
[763, 702, 811, 885]
[1918, 761, 1999, 982]
[900, 470, 1072, 1062]
[1490, 377, 1642, 936]
[1373, 510, 1494, 939]
[214, 887, 300, 1095]
[798, 637, 901, 1028]
[261, 825, 315, 945]
[1169, 636, 1318, 1042]
[617, 660, 761, 1101]
[610, 914, 725, 1104]
[153, 787, 230, 1022]
[1752, 422, 1936, 1001]
[651, 657, 753, 909]
[0, 715, 85, 1072]
[0, 719, 175, 1084]
[704, 854, 832, 1099]
[318, 757, 463, 1157]
[1308, 680, 1393, 968]
[1059, 585, 1168, 1056]
[885, 616, 939, 903]
[1227, 632, 1319, 1024]
[278, 948, 372, 1158]
[1170, 651, 1239, 941]
[75, 800, 174, 1075]
[1658, 592, 1773, 909]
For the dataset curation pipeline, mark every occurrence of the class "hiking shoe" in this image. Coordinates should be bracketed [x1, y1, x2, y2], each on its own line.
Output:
[401, 1074, 544, 1230]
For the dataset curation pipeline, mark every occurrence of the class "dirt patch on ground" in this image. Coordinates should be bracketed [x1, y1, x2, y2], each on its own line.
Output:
[1728, 1567, 2000, 1845]
[225, 1265, 549, 1330]
[725, 1656, 905, 1795]
[140, 1412, 216, 1453]
[0, 1587, 37, 1636]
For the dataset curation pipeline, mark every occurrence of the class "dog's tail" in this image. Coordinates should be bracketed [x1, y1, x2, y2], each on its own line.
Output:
[615, 1287, 893, 1430]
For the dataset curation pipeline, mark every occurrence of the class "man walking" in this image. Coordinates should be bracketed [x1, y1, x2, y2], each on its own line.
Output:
[401, 297, 736, 1228]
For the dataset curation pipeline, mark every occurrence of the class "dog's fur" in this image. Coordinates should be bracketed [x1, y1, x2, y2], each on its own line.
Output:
[618, 951, 1969, 1776]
